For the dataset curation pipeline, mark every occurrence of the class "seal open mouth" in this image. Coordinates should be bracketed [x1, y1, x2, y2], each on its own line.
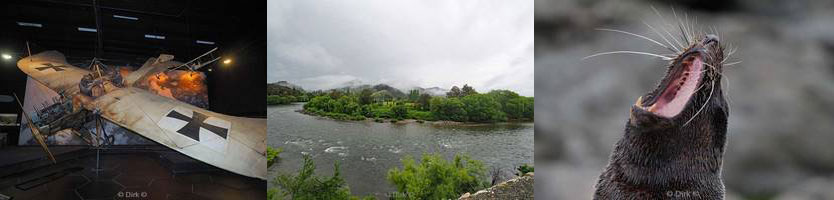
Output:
[636, 51, 704, 118]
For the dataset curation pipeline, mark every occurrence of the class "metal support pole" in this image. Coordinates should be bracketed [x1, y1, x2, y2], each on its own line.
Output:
[92, 147, 103, 172]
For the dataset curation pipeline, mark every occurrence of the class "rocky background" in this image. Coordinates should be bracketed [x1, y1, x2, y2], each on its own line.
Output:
[459, 172, 534, 200]
[534, 0, 834, 199]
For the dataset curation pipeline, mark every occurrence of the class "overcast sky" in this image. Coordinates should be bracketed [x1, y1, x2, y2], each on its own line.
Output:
[268, 0, 533, 96]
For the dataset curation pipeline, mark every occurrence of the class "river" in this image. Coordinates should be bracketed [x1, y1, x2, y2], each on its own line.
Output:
[267, 103, 534, 198]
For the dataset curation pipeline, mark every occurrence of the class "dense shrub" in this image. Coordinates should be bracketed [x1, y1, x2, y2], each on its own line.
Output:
[461, 94, 506, 122]
[268, 95, 309, 105]
[429, 97, 467, 121]
[267, 146, 282, 167]
[272, 155, 375, 200]
[302, 87, 532, 123]
[392, 104, 408, 119]
[516, 164, 534, 176]
[406, 110, 434, 121]
[387, 153, 489, 200]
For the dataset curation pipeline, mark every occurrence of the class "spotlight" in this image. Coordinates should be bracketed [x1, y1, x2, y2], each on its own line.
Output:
[223, 59, 232, 64]
[1, 54, 12, 60]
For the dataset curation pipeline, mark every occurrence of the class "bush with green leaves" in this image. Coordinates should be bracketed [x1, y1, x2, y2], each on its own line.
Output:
[429, 97, 467, 121]
[406, 110, 434, 121]
[516, 164, 534, 176]
[387, 153, 489, 200]
[272, 155, 374, 200]
[392, 104, 408, 120]
[267, 146, 282, 167]
[461, 94, 506, 122]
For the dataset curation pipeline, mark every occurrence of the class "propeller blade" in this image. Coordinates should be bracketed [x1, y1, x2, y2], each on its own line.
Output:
[13, 93, 56, 164]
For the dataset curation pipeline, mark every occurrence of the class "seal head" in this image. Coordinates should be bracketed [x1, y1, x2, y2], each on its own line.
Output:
[595, 34, 729, 200]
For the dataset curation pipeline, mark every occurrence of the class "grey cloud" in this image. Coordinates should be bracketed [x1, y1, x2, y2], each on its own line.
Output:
[268, 0, 534, 96]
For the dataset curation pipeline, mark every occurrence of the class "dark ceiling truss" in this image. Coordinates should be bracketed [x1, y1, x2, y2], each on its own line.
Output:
[1, 0, 246, 68]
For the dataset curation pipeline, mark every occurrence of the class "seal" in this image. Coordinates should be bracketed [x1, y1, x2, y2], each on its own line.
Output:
[593, 31, 730, 200]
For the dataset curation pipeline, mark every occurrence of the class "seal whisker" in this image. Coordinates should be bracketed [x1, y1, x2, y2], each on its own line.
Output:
[724, 61, 742, 66]
[652, 6, 686, 50]
[672, 8, 690, 45]
[596, 28, 676, 52]
[723, 46, 738, 63]
[583, 50, 674, 60]
[682, 80, 715, 128]
[643, 21, 681, 53]
[679, 24, 690, 45]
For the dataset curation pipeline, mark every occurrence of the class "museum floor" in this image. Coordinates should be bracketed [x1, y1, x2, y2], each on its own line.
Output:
[0, 146, 265, 200]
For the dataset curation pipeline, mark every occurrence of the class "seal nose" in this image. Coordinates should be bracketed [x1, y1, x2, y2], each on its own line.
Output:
[703, 34, 719, 45]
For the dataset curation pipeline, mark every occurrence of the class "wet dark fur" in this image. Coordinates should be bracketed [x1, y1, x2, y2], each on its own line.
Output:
[594, 35, 729, 200]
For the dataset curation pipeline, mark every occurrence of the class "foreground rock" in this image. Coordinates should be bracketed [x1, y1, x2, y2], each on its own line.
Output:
[459, 172, 534, 200]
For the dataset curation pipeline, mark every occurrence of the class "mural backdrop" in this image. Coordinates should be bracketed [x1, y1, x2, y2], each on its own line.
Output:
[18, 67, 209, 145]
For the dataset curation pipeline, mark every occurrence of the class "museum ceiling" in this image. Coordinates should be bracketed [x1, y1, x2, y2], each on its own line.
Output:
[1, 0, 261, 67]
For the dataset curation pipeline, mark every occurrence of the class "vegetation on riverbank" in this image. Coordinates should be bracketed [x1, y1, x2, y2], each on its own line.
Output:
[302, 84, 533, 123]
[269, 155, 375, 200]
[267, 81, 309, 105]
[516, 163, 534, 176]
[269, 152, 533, 199]
[267, 146, 282, 167]
[387, 153, 490, 200]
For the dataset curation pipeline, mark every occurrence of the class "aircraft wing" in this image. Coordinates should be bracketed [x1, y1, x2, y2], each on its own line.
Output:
[18, 51, 267, 180]
[17, 51, 90, 95]
[92, 87, 267, 179]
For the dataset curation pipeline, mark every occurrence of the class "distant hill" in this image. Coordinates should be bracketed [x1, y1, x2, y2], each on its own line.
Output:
[330, 83, 407, 98]
[267, 81, 305, 96]
[270, 81, 451, 98]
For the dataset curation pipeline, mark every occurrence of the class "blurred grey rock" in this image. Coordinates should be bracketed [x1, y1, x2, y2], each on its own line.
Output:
[775, 178, 834, 200]
[459, 172, 534, 200]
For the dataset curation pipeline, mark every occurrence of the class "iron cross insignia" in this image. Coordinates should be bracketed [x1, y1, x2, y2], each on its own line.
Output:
[35, 63, 67, 72]
[165, 110, 229, 141]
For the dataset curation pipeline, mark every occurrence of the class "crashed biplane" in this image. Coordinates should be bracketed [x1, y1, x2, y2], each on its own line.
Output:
[15, 50, 266, 180]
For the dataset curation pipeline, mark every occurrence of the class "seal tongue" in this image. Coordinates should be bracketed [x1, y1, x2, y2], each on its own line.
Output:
[648, 56, 703, 117]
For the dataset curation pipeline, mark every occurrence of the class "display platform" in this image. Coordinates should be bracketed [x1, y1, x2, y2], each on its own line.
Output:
[0, 146, 265, 200]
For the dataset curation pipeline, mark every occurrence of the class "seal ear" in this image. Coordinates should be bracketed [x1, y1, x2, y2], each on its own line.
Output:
[629, 105, 674, 130]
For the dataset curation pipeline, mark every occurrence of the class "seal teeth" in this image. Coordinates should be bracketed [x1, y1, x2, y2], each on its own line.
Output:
[635, 96, 644, 107]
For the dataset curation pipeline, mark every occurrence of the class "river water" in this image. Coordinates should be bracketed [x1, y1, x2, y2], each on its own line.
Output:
[267, 103, 534, 198]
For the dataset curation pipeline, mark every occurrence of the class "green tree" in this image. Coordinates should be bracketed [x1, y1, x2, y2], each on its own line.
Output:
[274, 155, 351, 199]
[461, 94, 505, 122]
[408, 89, 420, 102]
[430, 97, 467, 121]
[447, 86, 462, 98]
[505, 97, 534, 120]
[486, 90, 519, 116]
[358, 89, 374, 105]
[305, 96, 333, 112]
[273, 155, 374, 200]
[417, 93, 432, 110]
[392, 104, 408, 119]
[461, 84, 478, 96]
[329, 90, 344, 99]
[387, 153, 488, 200]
